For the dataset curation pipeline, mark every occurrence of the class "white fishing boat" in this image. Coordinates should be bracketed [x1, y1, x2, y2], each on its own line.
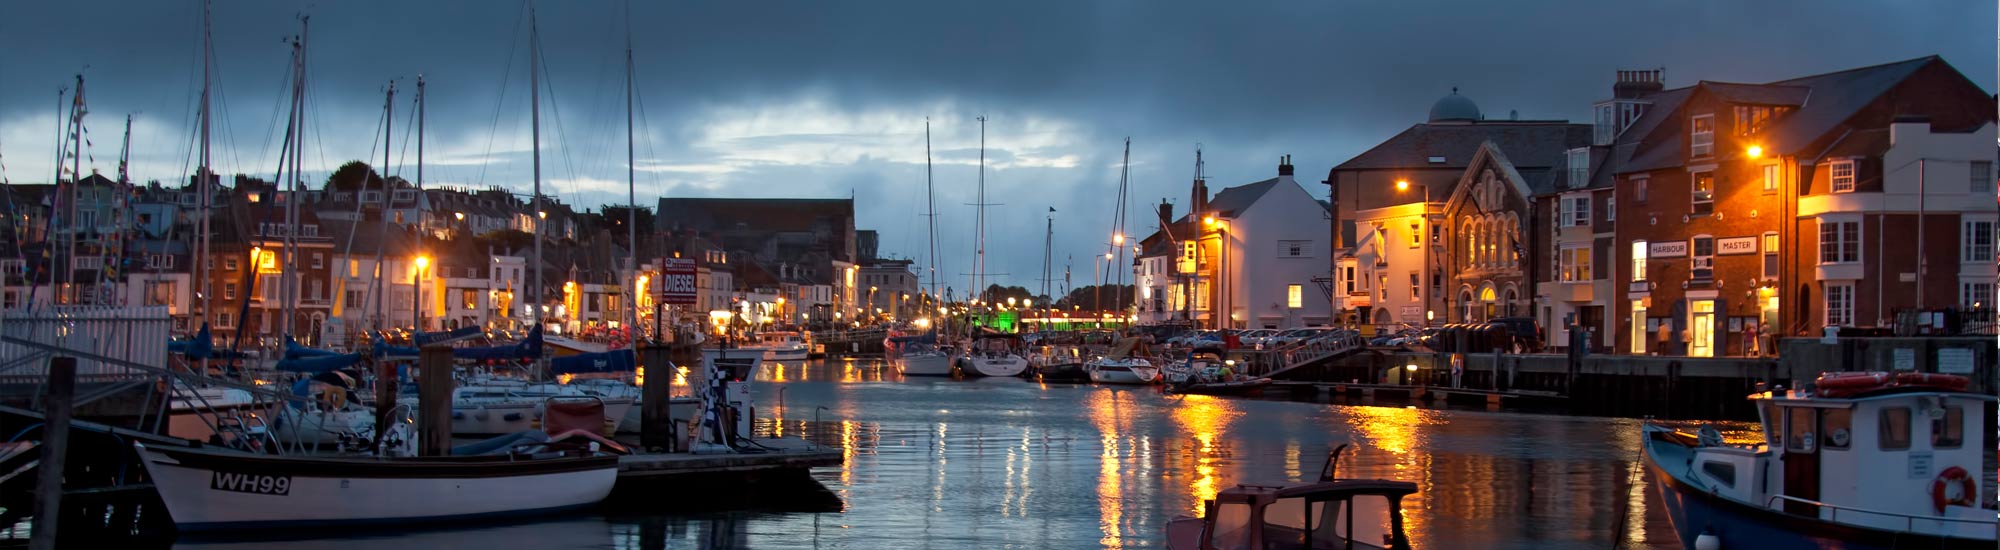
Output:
[133, 441, 618, 531]
[899, 350, 955, 377]
[1086, 357, 1160, 385]
[702, 331, 810, 362]
[1642, 372, 1996, 549]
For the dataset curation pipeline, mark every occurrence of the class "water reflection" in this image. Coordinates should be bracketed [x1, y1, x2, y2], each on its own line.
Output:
[172, 359, 1736, 549]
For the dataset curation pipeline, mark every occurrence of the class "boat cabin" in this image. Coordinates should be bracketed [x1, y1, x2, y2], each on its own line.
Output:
[1167, 480, 1415, 550]
[1685, 377, 1993, 537]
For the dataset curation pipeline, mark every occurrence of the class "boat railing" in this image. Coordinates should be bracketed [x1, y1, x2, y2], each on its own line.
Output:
[1763, 494, 1994, 533]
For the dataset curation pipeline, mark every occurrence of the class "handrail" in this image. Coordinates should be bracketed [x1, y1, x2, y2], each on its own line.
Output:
[1763, 494, 1995, 532]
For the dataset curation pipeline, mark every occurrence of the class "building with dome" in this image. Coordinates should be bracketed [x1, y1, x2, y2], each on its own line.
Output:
[1322, 89, 1591, 333]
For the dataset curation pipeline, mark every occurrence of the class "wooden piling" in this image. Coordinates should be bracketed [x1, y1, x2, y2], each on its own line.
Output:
[371, 356, 399, 451]
[30, 356, 76, 550]
[418, 345, 455, 457]
[640, 344, 674, 452]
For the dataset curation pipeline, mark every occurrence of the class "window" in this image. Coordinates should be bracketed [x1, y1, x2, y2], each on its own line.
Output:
[345, 290, 364, 309]
[77, 210, 97, 231]
[1595, 105, 1615, 145]
[1963, 221, 1993, 262]
[145, 281, 175, 306]
[1689, 114, 1714, 157]
[1691, 172, 1714, 214]
[1820, 408, 1852, 450]
[223, 283, 238, 300]
[1408, 222, 1421, 248]
[1341, 266, 1355, 294]
[1633, 176, 1648, 203]
[1559, 246, 1592, 282]
[1819, 220, 1860, 264]
[224, 258, 239, 271]
[1963, 282, 1993, 309]
[1208, 502, 1253, 549]
[1429, 223, 1441, 245]
[217, 311, 233, 328]
[1762, 232, 1780, 280]
[311, 253, 323, 269]
[1377, 274, 1388, 302]
[1829, 160, 1855, 193]
[1733, 105, 1791, 136]
[307, 280, 321, 300]
[1286, 284, 1302, 309]
[1700, 461, 1738, 488]
[349, 259, 360, 278]
[1971, 161, 1992, 193]
[1878, 407, 1910, 450]
[1631, 241, 1648, 282]
[1786, 406, 1815, 452]
[1932, 406, 1964, 448]
[1408, 272, 1419, 300]
[1570, 197, 1590, 227]
[1824, 283, 1854, 327]
[1605, 197, 1615, 222]
[1691, 236, 1715, 280]
[1762, 164, 1779, 192]
[1277, 240, 1310, 258]
[1567, 148, 1590, 188]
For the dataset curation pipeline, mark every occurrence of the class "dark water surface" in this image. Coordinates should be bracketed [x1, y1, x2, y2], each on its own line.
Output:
[179, 359, 1755, 549]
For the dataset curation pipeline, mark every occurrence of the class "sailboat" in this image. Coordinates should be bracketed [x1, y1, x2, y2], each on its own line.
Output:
[951, 118, 1029, 378]
[896, 119, 953, 377]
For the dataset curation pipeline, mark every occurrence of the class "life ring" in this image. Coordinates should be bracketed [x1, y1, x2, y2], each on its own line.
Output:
[1929, 466, 1976, 513]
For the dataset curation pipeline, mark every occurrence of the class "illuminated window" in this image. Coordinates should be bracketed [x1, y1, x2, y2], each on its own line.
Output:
[1287, 284, 1302, 309]
[1689, 114, 1714, 157]
[1818, 219, 1860, 264]
[1559, 246, 1592, 282]
[1407, 272, 1419, 300]
[1762, 164, 1779, 192]
[1824, 283, 1854, 327]
[1691, 172, 1714, 215]
[1762, 232, 1780, 280]
[463, 289, 477, 310]
[1631, 241, 1648, 282]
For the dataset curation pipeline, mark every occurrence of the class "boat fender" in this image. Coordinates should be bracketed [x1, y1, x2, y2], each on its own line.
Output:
[1693, 532, 1721, 550]
[504, 412, 524, 422]
[1929, 466, 1977, 513]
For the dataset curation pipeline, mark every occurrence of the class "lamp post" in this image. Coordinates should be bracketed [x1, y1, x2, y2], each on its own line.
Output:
[1395, 179, 1437, 325]
[414, 255, 430, 332]
[867, 286, 878, 324]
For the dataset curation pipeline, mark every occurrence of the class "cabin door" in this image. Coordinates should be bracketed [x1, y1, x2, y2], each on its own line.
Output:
[1781, 406, 1819, 515]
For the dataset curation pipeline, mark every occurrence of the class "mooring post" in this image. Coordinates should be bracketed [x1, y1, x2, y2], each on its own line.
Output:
[372, 356, 398, 450]
[30, 356, 76, 550]
[418, 345, 455, 457]
[640, 343, 674, 452]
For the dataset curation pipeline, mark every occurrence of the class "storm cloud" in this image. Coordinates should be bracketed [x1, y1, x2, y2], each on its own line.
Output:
[2, 0, 1989, 291]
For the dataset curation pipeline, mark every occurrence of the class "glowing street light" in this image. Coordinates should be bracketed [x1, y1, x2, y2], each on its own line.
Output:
[1745, 145, 1763, 158]
[1202, 215, 1216, 226]
[1112, 233, 1124, 245]
[1395, 179, 1411, 191]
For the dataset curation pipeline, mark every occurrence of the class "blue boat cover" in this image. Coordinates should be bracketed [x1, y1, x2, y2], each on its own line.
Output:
[549, 348, 637, 375]
[415, 326, 483, 346]
[888, 332, 937, 344]
[284, 336, 341, 360]
[274, 352, 363, 373]
[168, 323, 214, 359]
[452, 325, 543, 361]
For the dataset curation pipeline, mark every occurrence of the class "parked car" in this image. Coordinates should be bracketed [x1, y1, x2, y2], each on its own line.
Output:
[1486, 317, 1543, 352]
[1238, 329, 1279, 348]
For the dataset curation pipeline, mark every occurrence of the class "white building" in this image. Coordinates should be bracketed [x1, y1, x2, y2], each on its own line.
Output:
[1149, 158, 1334, 329]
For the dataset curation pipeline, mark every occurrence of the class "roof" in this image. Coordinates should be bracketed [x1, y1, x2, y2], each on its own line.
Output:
[1332, 121, 1592, 172]
[1428, 90, 1482, 123]
[1206, 178, 1278, 218]
[656, 197, 854, 234]
[1619, 56, 1943, 173]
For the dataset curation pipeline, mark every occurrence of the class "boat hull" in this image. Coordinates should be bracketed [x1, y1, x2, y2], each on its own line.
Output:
[134, 443, 617, 531]
[960, 355, 1029, 377]
[898, 353, 954, 376]
[1034, 363, 1091, 383]
[1171, 379, 1271, 396]
[270, 409, 374, 447]
[1088, 364, 1160, 385]
[1644, 433, 1993, 550]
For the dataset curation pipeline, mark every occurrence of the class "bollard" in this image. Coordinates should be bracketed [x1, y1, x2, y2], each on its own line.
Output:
[29, 357, 75, 550]
[418, 345, 455, 457]
[640, 344, 674, 452]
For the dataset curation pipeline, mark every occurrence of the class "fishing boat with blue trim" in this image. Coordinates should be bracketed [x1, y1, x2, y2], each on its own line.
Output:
[1642, 371, 1995, 549]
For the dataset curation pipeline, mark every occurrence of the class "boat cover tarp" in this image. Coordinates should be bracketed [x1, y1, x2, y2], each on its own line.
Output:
[550, 349, 636, 375]
[373, 339, 420, 361]
[274, 352, 363, 374]
[284, 336, 341, 360]
[887, 333, 938, 344]
[415, 326, 483, 346]
[450, 430, 550, 456]
[168, 323, 214, 359]
[453, 325, 543, 361]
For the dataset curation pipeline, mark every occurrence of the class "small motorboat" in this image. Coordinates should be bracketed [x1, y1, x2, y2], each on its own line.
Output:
[703, 331, 811, 362]
[1086, 336, 1160, 385]
[1162, 347, 1228, 384]
[1029, 346, 1091, 383]
[1165, 446, 1416, 550]
[887, 331, 954, 376]
[1169, 373, 1274, 397]
[134, 441, 619, 531]
[1642, 371, 1995, 550]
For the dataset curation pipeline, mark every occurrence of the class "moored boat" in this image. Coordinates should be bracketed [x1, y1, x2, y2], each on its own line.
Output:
[955, 333, 1029, 377]
[1085, 357, 1159, 385]
[133, 441, 618, 531]
[1642, 372, 1996, 549]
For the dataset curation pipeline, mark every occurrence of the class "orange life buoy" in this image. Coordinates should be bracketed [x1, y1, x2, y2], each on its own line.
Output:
[1929, 466, 1976, 514]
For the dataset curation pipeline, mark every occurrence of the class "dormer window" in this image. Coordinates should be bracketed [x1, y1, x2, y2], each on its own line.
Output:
[1733, 105, 1792, 136]
[1829, 160, 1856, 193]
[1689, 114, 1714, 157]
[1567, 148, 1590, 189]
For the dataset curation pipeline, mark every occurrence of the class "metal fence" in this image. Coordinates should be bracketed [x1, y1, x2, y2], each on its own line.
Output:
[0, 305, 171, 382]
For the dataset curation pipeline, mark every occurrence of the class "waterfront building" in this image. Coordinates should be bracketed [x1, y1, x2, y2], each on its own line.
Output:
[1141, 158, 1331, 329]
[1325, 92, 1592, 330]
[859, 258, 919, 322]
[1604, 57, 1997, 356]
[656, 197, 858, 322]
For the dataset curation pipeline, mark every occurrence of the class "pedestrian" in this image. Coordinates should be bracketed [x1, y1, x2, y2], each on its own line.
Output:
[1654, 321, 1669, 356]
[1745, 321, 1760, 356]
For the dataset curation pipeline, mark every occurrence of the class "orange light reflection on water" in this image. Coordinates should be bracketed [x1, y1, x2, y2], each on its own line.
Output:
[1168, 395, 1241, 516]
[1088, 390, 1132, 549]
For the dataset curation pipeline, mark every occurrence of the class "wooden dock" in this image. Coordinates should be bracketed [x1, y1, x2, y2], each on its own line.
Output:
[616, 437, 841, 479]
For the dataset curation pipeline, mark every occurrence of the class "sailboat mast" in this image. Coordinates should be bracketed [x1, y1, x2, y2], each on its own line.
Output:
[1113, 138, 1130, 324]
[924, 119, 937, 311]
[197, 0, 213, 330]
[372, 82, 394, 332]
[624, 24, 638, 352]
[66, 75, 83, 306]
[1041, 213, 1052, 322]
[529, 4, 543, 334]
[972, 115, 985, 303]
[282, 20, 307, 340]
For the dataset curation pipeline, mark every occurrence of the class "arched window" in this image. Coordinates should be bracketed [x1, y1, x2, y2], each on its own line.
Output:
[1503, 285, 1519, 316]
[1464, 218, 1477, 266]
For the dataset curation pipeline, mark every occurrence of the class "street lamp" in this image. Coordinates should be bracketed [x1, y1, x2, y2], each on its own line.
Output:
[414, 255, 431, 332]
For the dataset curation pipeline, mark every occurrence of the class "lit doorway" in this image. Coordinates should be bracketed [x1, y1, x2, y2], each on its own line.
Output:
[1689, 300, 1716, 357]
[1630, 300, 1647, 354]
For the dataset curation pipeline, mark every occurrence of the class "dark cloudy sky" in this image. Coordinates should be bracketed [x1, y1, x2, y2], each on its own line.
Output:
[3, 0, 1991, 292]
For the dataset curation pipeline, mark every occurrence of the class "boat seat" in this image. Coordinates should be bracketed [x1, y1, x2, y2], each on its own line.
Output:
[544, 399, 608, 436]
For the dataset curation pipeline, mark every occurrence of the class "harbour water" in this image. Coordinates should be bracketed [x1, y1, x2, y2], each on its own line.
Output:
[176, 358, 1758, 549]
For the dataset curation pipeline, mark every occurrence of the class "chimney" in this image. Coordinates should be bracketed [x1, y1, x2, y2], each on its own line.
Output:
[1158, 200, 1174, 226]
[1278, 155, 1295, 177]
[1889, 115, 1932, 145]
[1613, 68, 1665, 99]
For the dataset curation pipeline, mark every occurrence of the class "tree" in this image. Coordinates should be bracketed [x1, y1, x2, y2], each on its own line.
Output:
[979, 284, 1036, 305]
[324, 160, 386, 192]
[1056, 284, 1136, 311]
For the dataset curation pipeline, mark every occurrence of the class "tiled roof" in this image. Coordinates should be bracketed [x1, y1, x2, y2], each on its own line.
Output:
[1207, 178, 1278, 218]
[1332, 121, 1592, 173]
